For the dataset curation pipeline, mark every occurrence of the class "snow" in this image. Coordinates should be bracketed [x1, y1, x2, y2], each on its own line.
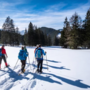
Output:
[0, 46, 90, 90]
[56, 33, 61, 38]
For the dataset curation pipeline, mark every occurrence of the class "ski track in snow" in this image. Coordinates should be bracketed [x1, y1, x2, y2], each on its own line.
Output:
[0, 63, 47, 90]
[21, 79, 37, 90]
[0, 63, 34, 90]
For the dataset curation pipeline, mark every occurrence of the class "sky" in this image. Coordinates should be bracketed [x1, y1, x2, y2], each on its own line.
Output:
[0, 0, 90, 31]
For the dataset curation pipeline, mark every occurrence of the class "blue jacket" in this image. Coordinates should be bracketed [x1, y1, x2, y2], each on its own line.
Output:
[35, 47, 46, 60]
[18, 50, 28, 60]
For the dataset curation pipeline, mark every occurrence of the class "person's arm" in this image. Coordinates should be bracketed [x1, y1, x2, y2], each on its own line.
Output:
[24, 51, 28, 57]
[42, 49, 46, 55]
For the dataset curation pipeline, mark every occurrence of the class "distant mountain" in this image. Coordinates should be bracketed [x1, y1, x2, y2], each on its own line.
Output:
[39, 27, 61, 42]
[20, 30, 25, 35]
[58, 29, 63, 31]
[19, 27, 62, 43]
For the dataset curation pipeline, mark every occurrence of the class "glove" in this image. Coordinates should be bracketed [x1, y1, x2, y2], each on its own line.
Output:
[45, 51, 47, 54]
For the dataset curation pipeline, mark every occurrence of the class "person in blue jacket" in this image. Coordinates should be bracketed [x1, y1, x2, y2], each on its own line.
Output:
[18, 46, 28, 73]
[24, 46, 28, 61]
[35, 44, 46, 73]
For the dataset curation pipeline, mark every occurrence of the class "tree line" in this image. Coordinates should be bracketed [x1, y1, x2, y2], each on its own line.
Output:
[54, 8, 90, 49]
[0, 8, 90, 48]
[0, 16, 52, 46]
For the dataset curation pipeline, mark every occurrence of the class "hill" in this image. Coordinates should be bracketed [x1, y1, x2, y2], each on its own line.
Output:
[39, 27, 61, 43]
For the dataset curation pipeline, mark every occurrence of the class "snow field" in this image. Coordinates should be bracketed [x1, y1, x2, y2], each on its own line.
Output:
[0, 46, 90, 90]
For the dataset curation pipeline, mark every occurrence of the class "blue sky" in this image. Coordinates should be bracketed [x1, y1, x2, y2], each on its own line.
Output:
[0, 0, 90, 31]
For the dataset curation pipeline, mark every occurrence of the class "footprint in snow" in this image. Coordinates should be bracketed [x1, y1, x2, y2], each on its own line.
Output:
[31, 80, 36, 88]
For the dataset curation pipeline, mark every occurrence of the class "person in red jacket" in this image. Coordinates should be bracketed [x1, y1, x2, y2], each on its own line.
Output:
[34, 44, 39, 53]
[0, 45, 8, 69]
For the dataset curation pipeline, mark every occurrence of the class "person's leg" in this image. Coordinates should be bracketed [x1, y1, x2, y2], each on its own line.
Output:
[20, 60, 24, 73]
[23, 60, 26, 72]
[0, 57, 2, 69]
[40, 60, 43, 73]
[2, 55, 8, 66]
[37, 60, 40, 72]
[21, 60, 26, 73]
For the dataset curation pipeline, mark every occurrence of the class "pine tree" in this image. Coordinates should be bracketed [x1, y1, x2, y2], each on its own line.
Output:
[60, 17, 71, 48]
[2, 16, 10, 31]
[24, 28, 28, 45]
[83, 8, 90, 48]
[59, 30, 65, 46]
[47, 35, 52, 46]
[69, 13, 82, 49]
[54, 36, 59, 46]
[1, 16, 20, 45]
[28, 22, 35, 46]
[2, 16, 15, 32]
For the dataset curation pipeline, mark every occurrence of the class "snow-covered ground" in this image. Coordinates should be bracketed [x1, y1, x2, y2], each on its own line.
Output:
[0, 46, 90, 90]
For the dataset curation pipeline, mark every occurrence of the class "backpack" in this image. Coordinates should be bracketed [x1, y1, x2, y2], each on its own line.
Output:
[36, 49, 43, 59]
[0, 48, 2, 56]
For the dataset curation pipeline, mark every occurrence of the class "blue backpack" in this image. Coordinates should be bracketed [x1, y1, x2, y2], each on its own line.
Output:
[0, 48, 2, 56]
[18, 50, 26, 60]
[36, 49, 43, 59]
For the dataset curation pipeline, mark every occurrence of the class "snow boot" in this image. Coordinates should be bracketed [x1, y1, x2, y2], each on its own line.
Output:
[39, 70, 42, 74]
[23, 69, 25, 73]
[5, 63, 9, 67]
[36, 68, 39, 73]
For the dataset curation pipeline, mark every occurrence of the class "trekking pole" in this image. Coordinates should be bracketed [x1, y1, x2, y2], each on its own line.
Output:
[46, 53, 48, 70]
[28, 54, 31, 71]
[13, 59, 19, 69]
[33, 55, 35, 72]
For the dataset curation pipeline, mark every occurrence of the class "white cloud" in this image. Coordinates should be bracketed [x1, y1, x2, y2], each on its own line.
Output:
[0, 1, 90, 31]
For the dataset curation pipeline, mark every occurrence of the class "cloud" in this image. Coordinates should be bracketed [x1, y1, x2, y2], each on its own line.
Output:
[0, 1, 90, 31]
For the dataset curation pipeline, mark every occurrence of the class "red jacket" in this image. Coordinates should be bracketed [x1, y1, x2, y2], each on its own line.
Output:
[34, 48, 38, 53]
[1, 47, 6, 54]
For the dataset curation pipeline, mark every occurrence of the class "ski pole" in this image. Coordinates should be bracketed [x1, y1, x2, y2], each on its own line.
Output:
[28, 54, 31, 71]
[32, 55, 35, 72]
[13, 59, 19, 69]
[46, 54, 48, 70]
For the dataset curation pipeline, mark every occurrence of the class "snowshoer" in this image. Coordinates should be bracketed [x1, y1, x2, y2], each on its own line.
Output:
[34, 44, 39, 61]
[24, 46, 28, 60]
[18, 46, 28, 73]
[35, 44, 46, 73]
[0, 45, 9, 69]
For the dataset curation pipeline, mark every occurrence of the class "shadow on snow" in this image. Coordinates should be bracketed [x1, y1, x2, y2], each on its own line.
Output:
[30, 72, 90, 89]
[44, 64, 70, 70]
[45, 59, 61, 63]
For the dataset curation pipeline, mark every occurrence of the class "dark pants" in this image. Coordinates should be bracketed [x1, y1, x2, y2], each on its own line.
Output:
[37, 60, 43, 72]
[0, 57, 2, 64]
[0, 55, 7, 64]
[20, 60, 26, 73]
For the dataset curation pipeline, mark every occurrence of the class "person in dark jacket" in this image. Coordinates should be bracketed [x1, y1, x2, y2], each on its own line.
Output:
[18, 46, 28, 73]
[35, 44, 46, 73]
[0, 45, 9, 69]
